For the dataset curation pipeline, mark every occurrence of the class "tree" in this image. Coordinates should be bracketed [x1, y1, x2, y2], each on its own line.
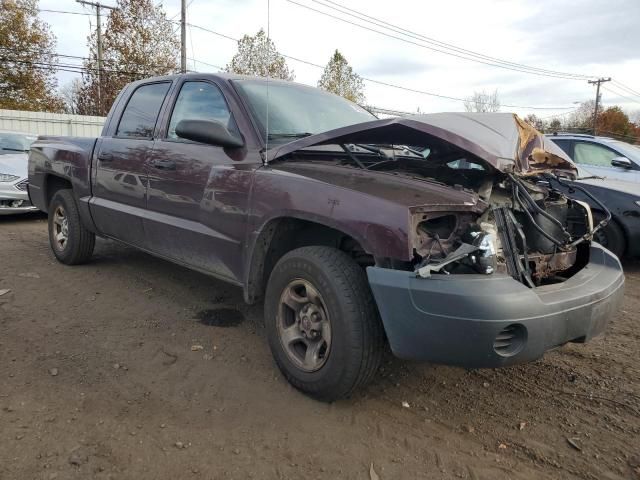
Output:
[463, 89, 500, 113]
[564, 100, 595, 133]
[548, 118, 562, 133]
[0, 0, 64, 112]
[524, 113, 546, 132]
[226, 29, 294, 81]
[317, 50, 365, 104]
[59, 78, 83, 114]
[597, 106, 634, 140]
[77, 0, 179, 116]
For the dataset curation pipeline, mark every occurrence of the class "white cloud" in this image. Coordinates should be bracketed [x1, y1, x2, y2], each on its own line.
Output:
[42, 0, 640, 118]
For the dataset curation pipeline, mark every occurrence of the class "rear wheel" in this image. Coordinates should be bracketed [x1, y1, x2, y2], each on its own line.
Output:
[265, 246, 384, 402]
[593, 213, 626, 258]
[48, 189, 95, 265]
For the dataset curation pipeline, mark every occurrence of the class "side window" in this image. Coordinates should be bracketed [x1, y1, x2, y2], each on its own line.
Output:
[167, 81, 235, 139]
[116, 82, 171, 138]
[573, 142, 618, 167]
[551, 139, 572, 157]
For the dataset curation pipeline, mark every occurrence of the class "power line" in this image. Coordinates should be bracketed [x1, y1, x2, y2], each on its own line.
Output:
[311, 0, 595, 81]
[588, 77, 611, 135]
[603, 85, 640, 106]
[185, 22, 577, 111]
[538, 108, 581, 120]
[612, 81, 640, 100]
[286, 0, 596, 81]
[187, 57, 224, 70]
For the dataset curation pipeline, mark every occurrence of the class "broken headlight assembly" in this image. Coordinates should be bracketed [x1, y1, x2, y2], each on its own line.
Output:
[412, 173, 612, 286]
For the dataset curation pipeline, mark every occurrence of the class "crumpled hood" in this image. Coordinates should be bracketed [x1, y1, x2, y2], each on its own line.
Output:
[0, 153, 28, 179]
[267, 112, 577, 177]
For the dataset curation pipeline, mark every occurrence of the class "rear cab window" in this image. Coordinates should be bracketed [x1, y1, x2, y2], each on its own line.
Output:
[116, 82, 171, 138]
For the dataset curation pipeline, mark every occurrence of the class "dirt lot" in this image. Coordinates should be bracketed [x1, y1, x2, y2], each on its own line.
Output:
[1, 213, 639, 480]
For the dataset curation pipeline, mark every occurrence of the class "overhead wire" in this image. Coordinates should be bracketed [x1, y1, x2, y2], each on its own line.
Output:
[310, 0, 595, 81]
[15, 4, 639, 113]
[286, 0, 596, 81]
[185, 23, 576, 111]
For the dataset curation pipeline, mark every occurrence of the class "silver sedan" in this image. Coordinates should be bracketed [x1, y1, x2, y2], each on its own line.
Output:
[0, 131, 39, 215]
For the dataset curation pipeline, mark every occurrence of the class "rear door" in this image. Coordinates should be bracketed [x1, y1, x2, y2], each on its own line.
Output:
[144, 79, 257, 282]
[91, 81, 171, 245]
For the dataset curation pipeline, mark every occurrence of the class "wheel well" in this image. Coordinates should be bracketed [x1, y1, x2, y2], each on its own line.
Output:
[245, 218, 373, 304]
[45, 175, 72, 209]
[592, 209, 627, 255]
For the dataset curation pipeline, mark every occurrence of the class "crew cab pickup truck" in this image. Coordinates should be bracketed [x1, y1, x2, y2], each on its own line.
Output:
[28, 73, 625, 401]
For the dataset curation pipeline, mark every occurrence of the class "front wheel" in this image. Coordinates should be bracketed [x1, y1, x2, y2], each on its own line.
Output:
[593, 213, 626, 259]
[264, 246, 384, 402]
[48, 189, 95, 265]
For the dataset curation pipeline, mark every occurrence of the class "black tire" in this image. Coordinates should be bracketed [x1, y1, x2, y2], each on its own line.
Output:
[593, 213, 626, 258]
[264, 246, 384, 402]
[48, 189, 95, 265]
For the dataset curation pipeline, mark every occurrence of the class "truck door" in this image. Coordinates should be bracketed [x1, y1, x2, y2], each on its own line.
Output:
[90, 81, 171, 245]
[144, 79, 257, 282]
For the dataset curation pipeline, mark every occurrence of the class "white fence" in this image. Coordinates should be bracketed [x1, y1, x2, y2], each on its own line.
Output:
[0, 109, 106, 137]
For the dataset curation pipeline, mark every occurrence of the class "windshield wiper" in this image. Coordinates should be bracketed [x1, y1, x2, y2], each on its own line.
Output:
[1, 147, 29, 152]
[267, 132, 313, 140]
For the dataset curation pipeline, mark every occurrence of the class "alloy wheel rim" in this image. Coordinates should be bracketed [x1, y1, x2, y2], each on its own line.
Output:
[52, 206, 69, 251]
[277, 278, 331, 372]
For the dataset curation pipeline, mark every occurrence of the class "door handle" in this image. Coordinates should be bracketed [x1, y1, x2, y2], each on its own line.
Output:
[151, 159, 177, 170]
[97, 151, 113, 162]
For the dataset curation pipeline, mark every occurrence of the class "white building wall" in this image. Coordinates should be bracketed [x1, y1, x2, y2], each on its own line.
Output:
[0, 109, 106, 137]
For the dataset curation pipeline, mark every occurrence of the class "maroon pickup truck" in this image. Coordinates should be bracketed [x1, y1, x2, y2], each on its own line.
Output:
[28, 73, 624, 401]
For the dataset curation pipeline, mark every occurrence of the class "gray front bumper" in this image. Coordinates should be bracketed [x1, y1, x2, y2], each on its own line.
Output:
[367, 244, 625, 368]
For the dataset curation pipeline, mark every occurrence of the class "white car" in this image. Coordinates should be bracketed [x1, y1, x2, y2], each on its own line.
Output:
[0, 130, 39, 215]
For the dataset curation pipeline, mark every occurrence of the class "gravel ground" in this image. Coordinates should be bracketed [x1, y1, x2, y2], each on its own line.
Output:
[1, 213, 639, 480]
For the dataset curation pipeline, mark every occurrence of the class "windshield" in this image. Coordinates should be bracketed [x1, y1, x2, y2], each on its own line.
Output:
[233, 79, 375, 143]
[0, 132, 37, 155]
[607, 140, 640, 162]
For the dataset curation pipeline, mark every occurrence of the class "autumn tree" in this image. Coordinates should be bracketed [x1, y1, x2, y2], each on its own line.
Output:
[463, 90, 500, 113]
[0, 0, 64, 111]
[597, 106, 634, 139]
[77, 0, 179, 116]
[225, 29, 294, 81]
[317, 50, 365, 104]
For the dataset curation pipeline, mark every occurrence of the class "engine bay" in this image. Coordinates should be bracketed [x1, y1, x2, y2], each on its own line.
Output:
[281, 141, 610, 287]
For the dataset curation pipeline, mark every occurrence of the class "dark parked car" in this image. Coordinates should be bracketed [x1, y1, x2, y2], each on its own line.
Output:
[547, 133, 640, 182]
[547, 134, 640, 258]
[28, 74, 624, 401]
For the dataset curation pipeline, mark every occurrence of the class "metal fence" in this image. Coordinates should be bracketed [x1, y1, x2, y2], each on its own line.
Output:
[0, 109, 106, 137]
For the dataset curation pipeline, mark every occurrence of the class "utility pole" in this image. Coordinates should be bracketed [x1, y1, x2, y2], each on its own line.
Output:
[588, 77, 611, 135]
[180, 0, 186, 73]
[76, 0, 116, 114]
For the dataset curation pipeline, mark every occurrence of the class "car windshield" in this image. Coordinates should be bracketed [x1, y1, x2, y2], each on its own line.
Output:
[233, 79, 375, 144]
[0, 132, 37, 155]
[606, 140, 640, 162]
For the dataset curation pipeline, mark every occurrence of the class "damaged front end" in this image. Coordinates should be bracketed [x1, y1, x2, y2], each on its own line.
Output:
[267, 112, 612, 287]
[412, 172, 610, 287]
[410, 116, 612, 287]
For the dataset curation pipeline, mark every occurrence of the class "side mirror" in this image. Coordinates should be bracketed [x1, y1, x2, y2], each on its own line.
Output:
[611, 156, 632, 169]
[175, 119, 244, 149]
